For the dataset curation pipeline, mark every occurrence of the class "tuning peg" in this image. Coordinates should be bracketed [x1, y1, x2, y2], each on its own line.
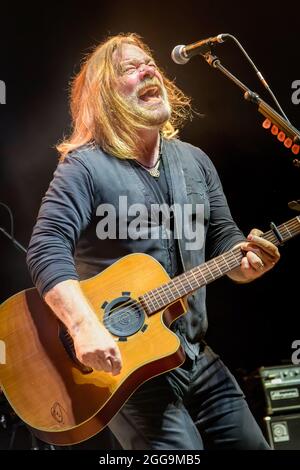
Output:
[284, 138, 293, 148]
[262, 118, 271, 129]
[262, 119, 299, 156]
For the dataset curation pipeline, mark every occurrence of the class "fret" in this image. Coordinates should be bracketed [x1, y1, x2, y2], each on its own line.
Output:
[195, 266, 207, 284]
[179, 274, 193, 291]
[221, 254, 231, 270]
[165, 282, 178, 301]
[150, 293, 161, 310]
[266, 218, 300, 244]
[141, 217, 300, 316]
[190, 269, 200, 287]
[155, 287, 165, 302]
[224, 251, 235, 267]
[152, 284, 167, 299]
[185, 274, 194, 290]
[231, 248, 243, 263]
[204, 263, 215, 280]
[143, 292, 156, 313]
[212, 258, 224, 276]
[284, 225, 292, 238]
[173, 279, 183, 297]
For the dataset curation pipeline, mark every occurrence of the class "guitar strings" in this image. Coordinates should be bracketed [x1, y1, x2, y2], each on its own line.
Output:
[99, 224, 294, 331]
[91, 219, 299, 332]
[97, 247, 244, 330]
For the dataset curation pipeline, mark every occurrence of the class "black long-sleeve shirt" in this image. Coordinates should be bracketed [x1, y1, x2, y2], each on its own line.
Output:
[27, 139, 246, 348]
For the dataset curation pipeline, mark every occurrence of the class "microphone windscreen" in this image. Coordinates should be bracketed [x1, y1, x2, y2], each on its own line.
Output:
[171, 45, 189, 65]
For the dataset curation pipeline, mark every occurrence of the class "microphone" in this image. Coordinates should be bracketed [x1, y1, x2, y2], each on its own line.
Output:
[171, 34, 228, 64]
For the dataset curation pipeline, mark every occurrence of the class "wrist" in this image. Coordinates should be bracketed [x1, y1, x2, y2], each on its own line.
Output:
[69, 313, 101, 337]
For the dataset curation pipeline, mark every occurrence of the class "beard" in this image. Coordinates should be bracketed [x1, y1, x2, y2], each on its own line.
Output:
[122, 78, 171, 127]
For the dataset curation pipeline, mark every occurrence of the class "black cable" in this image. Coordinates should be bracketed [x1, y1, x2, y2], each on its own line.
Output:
[224, 34, 291, 123]
[0, 202, 14, 241]
[0, 202, 27, 254]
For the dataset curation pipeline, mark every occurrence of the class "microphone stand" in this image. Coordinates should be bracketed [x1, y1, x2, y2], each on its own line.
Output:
[200, 50, 300, 149]
[199, 49, 300, 213]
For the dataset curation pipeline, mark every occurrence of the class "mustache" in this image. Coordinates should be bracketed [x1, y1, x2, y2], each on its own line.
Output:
[135, 78, 164, 97]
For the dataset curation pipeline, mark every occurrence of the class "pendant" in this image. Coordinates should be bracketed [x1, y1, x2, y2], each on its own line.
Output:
[136, 158, 160, 177]
[149, 167, 160, 178]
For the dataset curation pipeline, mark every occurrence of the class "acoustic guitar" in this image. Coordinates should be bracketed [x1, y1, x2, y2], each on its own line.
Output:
[0, 216, 299, 445]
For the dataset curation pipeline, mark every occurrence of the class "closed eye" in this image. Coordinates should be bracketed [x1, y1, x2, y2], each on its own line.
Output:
[121, 59, 157, 75]
[123, 66, 137, 74]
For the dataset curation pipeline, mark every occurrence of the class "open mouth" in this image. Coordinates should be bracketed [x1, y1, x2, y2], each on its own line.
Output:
[138, 86, 162, 103]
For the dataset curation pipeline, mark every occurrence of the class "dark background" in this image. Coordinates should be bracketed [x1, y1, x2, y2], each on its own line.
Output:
[0, 0, 299, 388]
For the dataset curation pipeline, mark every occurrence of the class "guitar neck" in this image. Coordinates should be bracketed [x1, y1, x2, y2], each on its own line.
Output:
[142, 216, 300, 315]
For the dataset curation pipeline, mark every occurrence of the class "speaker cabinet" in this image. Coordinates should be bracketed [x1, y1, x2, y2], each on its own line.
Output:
[264, 414, 300, 450]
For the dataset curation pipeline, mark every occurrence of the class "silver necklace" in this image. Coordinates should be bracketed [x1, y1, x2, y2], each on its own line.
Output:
[135, 158, 161, 178]
[135, 138, 162, 178]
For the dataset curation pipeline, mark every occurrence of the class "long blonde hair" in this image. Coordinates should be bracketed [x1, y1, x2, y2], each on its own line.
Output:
[57, 33, 192, 160]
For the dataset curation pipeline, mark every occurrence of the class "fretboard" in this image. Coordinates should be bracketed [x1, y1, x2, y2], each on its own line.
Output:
[141, 216, 300, 315]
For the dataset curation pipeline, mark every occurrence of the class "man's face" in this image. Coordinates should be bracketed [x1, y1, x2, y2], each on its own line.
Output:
[114, 43, 171, 126]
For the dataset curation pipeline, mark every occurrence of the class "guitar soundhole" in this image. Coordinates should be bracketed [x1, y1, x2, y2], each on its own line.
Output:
[103, 296, 145, 338]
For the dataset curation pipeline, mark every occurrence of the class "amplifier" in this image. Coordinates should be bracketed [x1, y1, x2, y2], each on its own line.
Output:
[264, 413, 300, 450]
[259, 364, 300, 414]
[241, 364, 300, 417]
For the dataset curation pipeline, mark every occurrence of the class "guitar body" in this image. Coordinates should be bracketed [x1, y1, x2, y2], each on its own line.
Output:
[0, 253, 186, 445]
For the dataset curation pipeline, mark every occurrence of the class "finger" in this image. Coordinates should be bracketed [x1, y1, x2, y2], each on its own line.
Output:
[81, 352, 111, 372]
[80, 352, 98, 370]
[248, 236, 280, 258]
[241, 244, 278, 265]
[99, 356, 121, 375]
[249, 228, 263, 237]
[107, 350, 122, 375]
[99, 360, 113, 373]
[241, 256, 251, 271]
[241, 256, 257, 278]
[243, 237, 280, 260]
[107, 357, 122, 376]
[246, 251, 265, 271]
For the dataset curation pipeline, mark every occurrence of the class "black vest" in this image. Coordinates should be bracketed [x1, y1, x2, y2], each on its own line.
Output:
[74, 138, 213, 343]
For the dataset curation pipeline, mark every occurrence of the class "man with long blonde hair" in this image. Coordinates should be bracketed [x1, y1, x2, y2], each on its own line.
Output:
[27, 33, 279, 449]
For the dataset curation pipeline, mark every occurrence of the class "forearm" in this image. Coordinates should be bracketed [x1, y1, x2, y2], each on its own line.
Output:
[44, 279, 102, 336]
[44, 279, 122, 374]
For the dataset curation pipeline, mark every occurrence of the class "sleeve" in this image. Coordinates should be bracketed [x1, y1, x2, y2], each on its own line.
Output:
[200, 152, 246, 259]
[26, 154, 95, 297]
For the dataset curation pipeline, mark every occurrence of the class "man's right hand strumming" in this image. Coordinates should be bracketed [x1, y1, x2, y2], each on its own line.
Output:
[71, 319, 122, 375]
[44, 279, 122, 376]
